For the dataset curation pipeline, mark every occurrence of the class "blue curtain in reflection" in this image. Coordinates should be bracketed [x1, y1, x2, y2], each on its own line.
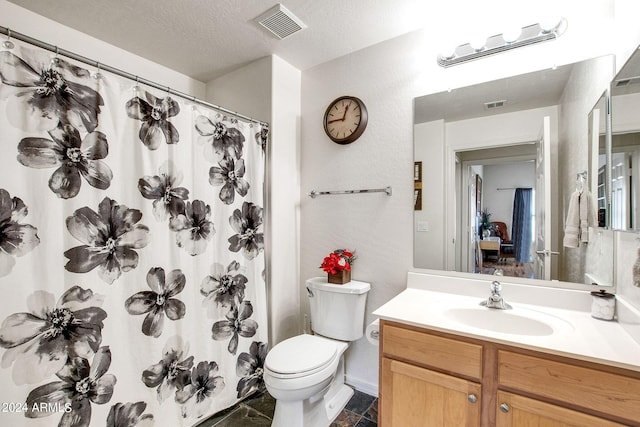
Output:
[512, 188, 533, 263]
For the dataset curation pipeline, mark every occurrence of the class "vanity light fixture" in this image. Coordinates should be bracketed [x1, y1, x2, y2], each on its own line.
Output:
[437, 17, 567, 67]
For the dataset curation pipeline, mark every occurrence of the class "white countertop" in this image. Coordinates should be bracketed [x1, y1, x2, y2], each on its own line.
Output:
[373, 273, 640, 373]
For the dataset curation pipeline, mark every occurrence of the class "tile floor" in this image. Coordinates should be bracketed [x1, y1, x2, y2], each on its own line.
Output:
[193, 388, 378, 427]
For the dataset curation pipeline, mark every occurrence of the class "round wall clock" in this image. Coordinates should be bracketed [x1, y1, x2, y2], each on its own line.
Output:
[323, 96, 368, 144]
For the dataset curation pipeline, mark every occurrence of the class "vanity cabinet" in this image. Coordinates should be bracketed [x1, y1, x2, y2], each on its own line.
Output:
[379, 320, 640, 427]
[380, 322, 484, 426]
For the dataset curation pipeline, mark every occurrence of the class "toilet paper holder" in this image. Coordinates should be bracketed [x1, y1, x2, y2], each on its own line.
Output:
[366, 319, 380, 345]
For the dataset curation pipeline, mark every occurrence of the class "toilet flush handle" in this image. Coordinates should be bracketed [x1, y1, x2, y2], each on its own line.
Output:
[306, 286, 314, 297]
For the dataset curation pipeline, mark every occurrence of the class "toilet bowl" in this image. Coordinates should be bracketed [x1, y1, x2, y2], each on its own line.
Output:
[264, 278, 370, 427]
[264, 334, 353, 426]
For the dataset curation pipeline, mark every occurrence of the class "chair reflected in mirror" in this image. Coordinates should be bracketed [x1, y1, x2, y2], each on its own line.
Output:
[491, 221, 515, 260]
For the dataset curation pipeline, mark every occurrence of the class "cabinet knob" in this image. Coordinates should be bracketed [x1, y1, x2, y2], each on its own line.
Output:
[499, 403, 510, 413]
[467, 394, 478, 403]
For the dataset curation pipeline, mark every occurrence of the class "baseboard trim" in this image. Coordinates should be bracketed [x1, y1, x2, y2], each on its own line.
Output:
[345, 374, 378, 397]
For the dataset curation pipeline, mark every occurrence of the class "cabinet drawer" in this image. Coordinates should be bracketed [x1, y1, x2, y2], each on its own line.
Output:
[382, 323, 483, 380]
[498, 350, 640, 423]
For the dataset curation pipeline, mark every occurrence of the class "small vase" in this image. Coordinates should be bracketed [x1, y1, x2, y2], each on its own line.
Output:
[328, 269, 351, 285]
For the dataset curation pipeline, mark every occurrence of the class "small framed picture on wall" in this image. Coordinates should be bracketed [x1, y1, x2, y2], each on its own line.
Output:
[414, 189, 422, 211]
[414, 162, 422, 210]
[475, 174, 482, 212]
[414, 162, 422, 183]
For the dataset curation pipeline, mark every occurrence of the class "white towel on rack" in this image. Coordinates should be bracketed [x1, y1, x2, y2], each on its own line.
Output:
[563, 190, 580, 248]
[579, 189, 598, 243]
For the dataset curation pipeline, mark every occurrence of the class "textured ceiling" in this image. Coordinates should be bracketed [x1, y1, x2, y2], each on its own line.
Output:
[6, 0, 429, 82]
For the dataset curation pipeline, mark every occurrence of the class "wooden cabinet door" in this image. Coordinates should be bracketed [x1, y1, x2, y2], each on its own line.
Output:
[495, 391, 627, 427]
[381, 357, 481, 427]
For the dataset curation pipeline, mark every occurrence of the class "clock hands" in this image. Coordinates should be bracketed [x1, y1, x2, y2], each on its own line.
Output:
[342, 104, 349, 119]
[327, 104, 350, 123]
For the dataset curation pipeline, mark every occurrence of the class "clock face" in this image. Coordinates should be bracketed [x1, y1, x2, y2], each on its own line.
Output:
[323, 96, 368, 144]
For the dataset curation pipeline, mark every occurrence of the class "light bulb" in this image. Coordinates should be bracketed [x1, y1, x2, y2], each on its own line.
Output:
[469, 35, 487, 52]
[539, 15, 561, 33]
[502, 26, 522, 43]
[439, 44, 458, 60]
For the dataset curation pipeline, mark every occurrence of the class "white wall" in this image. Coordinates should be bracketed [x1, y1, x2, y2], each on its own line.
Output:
[483, 162, 536, 234]
[616, 231, 640, 345]
[0, 0, 205, 96]
[269, 56, 302, 344]
[612, 93, 640, 133]
[205, 56, 272, 123]
[558, 55, 616, 282]
[414, 120, 445, 269]
[301, 31, 421, 395]
[206, 56, 302, 346]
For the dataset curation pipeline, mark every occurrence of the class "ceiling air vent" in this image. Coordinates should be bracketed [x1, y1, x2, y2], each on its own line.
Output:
[255, 4, 306, 40]
[615, 76, 640, 87]
[484, 100, 507, 110]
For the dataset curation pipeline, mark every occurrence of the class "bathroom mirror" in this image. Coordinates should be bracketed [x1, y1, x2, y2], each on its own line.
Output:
[610, 45, 640, 232]
[414, 55, 616, 287]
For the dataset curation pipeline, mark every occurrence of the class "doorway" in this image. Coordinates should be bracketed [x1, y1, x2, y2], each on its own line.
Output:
[457, 146, 537, 278]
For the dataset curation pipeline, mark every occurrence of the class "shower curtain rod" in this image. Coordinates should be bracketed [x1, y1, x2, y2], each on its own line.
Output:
[496, 186, 532, 191]
[0, 26, 269, 128]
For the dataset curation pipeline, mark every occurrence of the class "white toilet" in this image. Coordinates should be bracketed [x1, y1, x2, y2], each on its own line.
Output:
[264, 277, 371, 427]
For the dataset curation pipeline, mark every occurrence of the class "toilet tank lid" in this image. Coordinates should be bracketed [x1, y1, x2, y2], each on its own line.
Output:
[307, 277, 370, 294]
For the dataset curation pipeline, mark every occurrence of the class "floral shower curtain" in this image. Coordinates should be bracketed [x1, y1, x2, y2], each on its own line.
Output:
[0, 42, 268, 427]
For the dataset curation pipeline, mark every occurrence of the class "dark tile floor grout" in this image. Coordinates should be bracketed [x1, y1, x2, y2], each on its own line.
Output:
[193, 387, 377, 427]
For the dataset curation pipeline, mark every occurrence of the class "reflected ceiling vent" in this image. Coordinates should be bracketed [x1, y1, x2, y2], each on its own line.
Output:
[615, 76, 640, 87]
[484, 100, 507, 110]
[255, 4, 306, 40]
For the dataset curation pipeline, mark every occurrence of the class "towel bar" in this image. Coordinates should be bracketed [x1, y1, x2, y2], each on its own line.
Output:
[308, 186, 392, 198]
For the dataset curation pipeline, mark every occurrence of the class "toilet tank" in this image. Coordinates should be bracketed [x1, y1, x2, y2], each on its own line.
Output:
[307, 277, 370, 341]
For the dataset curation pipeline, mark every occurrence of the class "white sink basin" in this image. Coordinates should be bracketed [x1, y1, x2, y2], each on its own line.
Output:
[441, 306, 574, 336]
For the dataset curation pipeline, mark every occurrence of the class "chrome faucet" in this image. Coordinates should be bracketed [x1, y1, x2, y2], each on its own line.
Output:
[480, 280, 512, 310]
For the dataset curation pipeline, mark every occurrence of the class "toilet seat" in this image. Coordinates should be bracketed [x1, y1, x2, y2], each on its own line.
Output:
[265, 334, 338, 379]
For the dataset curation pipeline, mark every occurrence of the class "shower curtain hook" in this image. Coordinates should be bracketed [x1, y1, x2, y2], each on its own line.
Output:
[51, 46, 60, 66]
[133, 76, 140, 95]
[3, 28, 14, 50]
[94, 61, 102, 79]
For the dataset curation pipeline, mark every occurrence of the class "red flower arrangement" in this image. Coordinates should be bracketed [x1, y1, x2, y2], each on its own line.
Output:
[320, 249, 357, 274]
